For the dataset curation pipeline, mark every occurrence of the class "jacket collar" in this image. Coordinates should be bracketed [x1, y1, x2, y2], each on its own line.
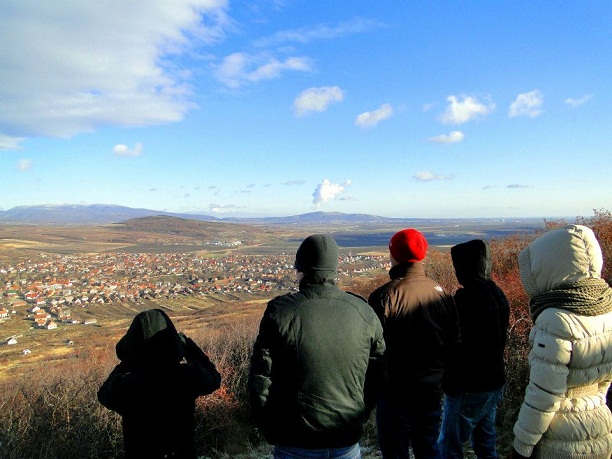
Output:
[299, 270, 337, 289]
[388, 261, 426, 280]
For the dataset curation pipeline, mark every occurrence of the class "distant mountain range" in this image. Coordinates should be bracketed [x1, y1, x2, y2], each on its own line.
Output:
[0, 204, 541, 227]
[0, 204, 219, 225]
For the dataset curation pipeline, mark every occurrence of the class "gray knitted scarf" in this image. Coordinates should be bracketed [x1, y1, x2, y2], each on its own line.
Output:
[530, 277, 612, 321]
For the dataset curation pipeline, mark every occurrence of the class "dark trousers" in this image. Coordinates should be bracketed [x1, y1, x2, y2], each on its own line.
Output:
[376, 398, 442, 459]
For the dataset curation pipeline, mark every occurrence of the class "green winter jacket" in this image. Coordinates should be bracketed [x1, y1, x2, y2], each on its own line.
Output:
[248, 272, 387, 449]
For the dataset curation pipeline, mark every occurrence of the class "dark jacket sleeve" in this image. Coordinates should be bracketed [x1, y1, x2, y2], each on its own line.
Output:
[181, 336, 222, 396]
[367, 285, 388, 327]
[248, 311, 278, 426]
[97, 362, 136, 414]
[363, 320, 387, 416]
[440, 294, 462, 389]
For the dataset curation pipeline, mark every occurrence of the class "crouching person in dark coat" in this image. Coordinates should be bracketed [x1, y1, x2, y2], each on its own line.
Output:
[98, 308, 221, 459]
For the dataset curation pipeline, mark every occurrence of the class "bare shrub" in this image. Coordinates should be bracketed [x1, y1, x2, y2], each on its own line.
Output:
[577, 208, 612, 281]
[0, 358, 123, 459]
[190, 317, 263, 455]
[424, 250, 457, 292]
[340, 273, 389, 299]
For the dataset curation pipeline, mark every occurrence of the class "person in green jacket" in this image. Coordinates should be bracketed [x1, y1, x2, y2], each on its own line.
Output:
[249, 234, 387, 459]
[98, 308, 221, 459]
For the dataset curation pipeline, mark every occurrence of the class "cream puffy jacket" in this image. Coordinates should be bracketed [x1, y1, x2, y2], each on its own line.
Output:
[513, 225, 612, 459]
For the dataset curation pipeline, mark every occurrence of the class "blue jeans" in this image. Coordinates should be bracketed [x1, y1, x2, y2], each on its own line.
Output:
[437, 388, 504, 459]
[273, 443, 361, 459]
[376, 399, 442, 459]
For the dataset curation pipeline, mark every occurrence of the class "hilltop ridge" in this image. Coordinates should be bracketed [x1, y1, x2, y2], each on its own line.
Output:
[0, 204, 545, 226]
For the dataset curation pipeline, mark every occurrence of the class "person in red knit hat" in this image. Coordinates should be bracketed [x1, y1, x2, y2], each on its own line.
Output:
[369, 229, 460, 459]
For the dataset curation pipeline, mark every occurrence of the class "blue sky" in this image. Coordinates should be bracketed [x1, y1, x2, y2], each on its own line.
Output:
[1, 1, 610, 219]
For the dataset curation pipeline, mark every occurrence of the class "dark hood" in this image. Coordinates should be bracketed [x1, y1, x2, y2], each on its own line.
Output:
[451, 239, 491, 286]
[116, 309, 184, 366]
[295, 234, 338, 277]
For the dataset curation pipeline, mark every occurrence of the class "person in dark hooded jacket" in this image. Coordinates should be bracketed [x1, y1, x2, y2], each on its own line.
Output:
[249, 234, 387, 459]
[98, 309, 221, 459]
[437, 239, 510, 459]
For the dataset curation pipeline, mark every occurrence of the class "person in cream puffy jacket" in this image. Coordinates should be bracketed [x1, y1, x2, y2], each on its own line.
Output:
[512, 225, 612, 459]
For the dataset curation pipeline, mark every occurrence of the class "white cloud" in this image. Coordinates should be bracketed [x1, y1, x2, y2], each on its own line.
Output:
[0, 134, 24, 150]
[0, 0, 228, 143]
[209, 203, 245, 213]
[214, 52, 312, 88]
[254, 18, 384, 47]
[427, 130, 464, 144]
[509, 90, 544, 118]
[565, 94, 594, 107]
[507, 183, 533, 188]
[17, 159, 33, 171]
[294, 86, 344, 117]
[312, 179, 351, 208]
[413, 171, 454, 182]
[113, 143, 143, 157]
[438, 95, 495, 125]
[354, 104, 394, 128]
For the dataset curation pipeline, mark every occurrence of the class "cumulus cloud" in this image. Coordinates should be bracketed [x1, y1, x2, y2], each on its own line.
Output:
[427, 130, 464, 144]
[565, 94, 594, 107]
[438, 95, 495, 125]
[17, 159, 33, 171]
[354, 104, 394, 128]
[312, 179, 351, 208]
[509, 90, 544, 118]
[113, 143, 143, 157]
[0, 0, 228, 143]
[413, 171, 454, 182]
[293, 86, 344, 117]
[214, 52, 312, 88]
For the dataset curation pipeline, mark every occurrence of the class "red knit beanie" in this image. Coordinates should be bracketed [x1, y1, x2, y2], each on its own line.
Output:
[389, 229, 428, 263]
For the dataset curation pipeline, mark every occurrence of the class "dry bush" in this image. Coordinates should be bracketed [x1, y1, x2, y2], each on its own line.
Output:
[423, 250, 457, 293]
[0, 318, 262, 459]
[340, 273, 389, 299]
[577, 208, 612, 281]
[190, 317, 263, 455]
[0, 358, 122, 459]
